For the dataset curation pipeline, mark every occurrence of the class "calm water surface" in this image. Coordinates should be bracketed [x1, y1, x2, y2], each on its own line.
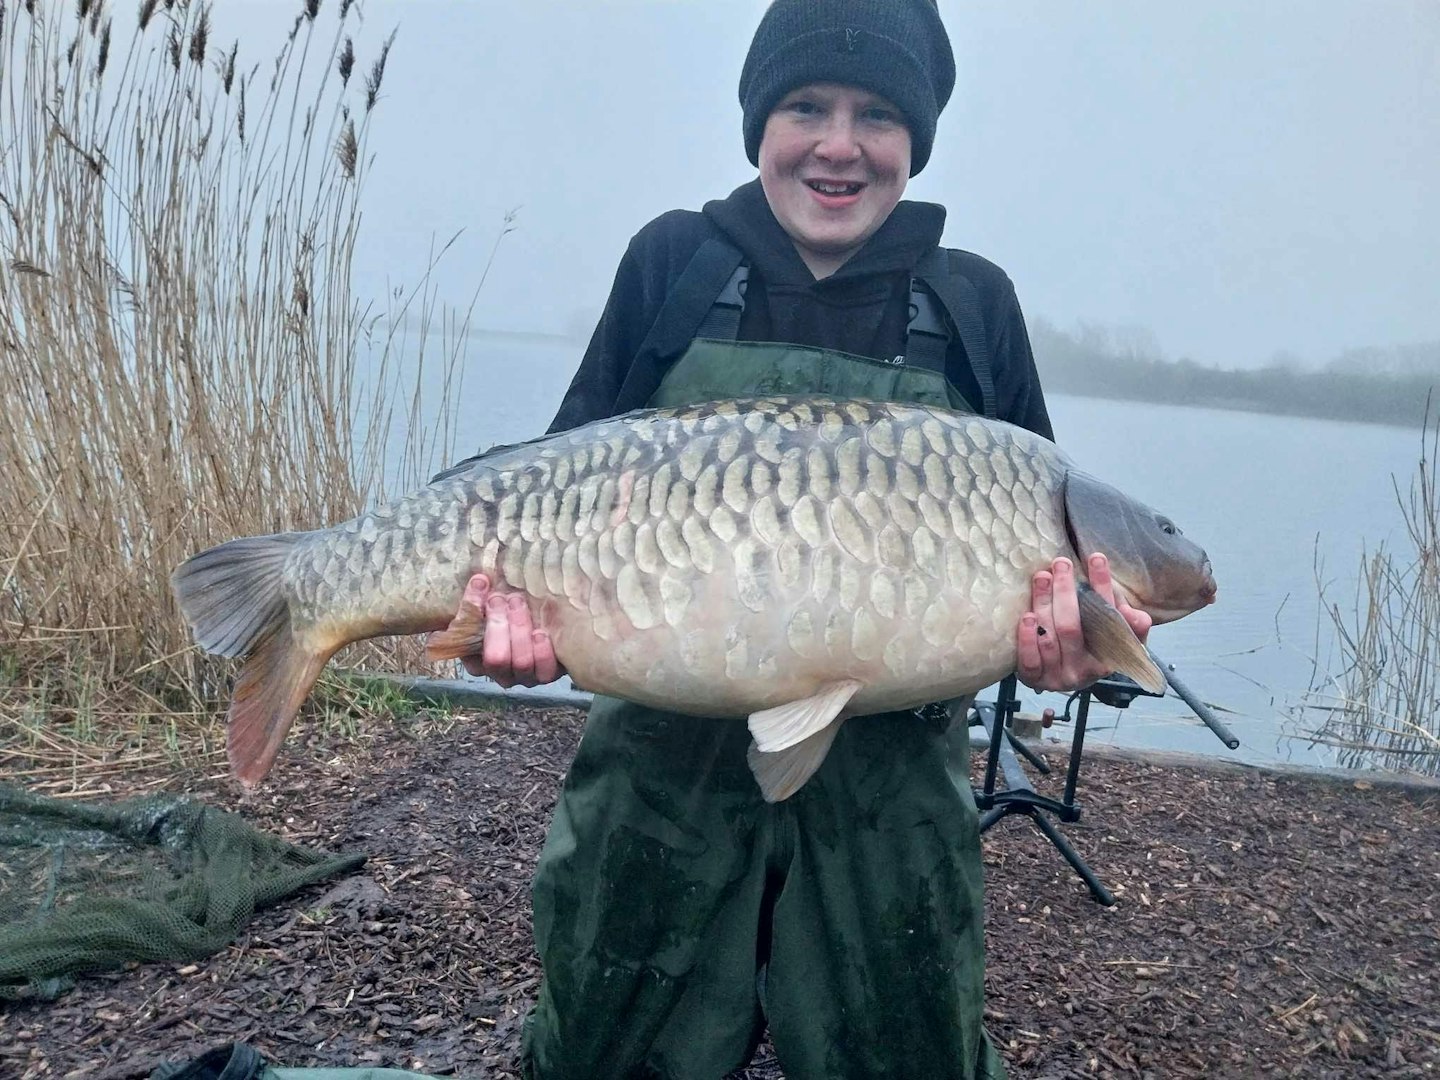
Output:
[395, 334, 1426, 768]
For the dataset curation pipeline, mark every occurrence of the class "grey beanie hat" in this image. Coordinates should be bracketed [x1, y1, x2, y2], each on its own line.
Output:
[739, 0, 956, 176]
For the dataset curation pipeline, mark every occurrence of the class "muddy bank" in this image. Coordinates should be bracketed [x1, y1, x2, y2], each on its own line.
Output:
[2, 705, 1436, 1079]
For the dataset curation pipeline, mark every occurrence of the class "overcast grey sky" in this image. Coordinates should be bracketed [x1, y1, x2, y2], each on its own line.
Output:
[215, 0, 1439, 370]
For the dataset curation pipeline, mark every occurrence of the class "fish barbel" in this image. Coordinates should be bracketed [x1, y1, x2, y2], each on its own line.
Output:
[172, 397, 1216, 800]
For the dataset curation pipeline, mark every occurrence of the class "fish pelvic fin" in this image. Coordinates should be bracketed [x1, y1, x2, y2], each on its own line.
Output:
[228, 629, 338, 788]
[1076, 584, 1166, 694]
[423, 594, 486, 662]
[747, 679, 864, 753]
[747, 718, 845, 803]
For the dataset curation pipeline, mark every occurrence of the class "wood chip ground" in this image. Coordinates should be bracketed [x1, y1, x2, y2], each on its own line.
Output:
[2, 705, 1436, 1079]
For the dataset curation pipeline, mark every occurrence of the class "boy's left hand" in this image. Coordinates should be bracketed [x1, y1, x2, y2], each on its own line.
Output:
[1016, 553, 1152, 692]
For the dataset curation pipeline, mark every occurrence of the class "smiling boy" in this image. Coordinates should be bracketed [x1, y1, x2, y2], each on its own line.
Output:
[444, 2, 1147, 1077]
[757, 82, 912, 279]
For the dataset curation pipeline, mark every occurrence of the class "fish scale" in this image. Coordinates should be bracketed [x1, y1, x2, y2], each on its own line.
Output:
[172, 396, 1217, 798]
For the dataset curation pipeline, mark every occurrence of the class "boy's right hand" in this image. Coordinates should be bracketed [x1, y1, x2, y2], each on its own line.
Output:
[451, 574, 565, 688]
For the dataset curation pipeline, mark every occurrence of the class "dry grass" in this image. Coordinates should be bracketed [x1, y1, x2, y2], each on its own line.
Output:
[1301, 407, 1440, 775]
[0, 0, 477, 765]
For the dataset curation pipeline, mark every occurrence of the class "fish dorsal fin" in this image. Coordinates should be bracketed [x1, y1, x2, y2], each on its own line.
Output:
[746, 719, 846, 803]
[1076, 584, 1166, 693]
[747, 679, 864, 753]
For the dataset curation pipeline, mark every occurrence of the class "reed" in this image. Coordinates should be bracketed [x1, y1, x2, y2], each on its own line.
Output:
[1301, 407, 1440, 775]
[0, 0, 472, 751]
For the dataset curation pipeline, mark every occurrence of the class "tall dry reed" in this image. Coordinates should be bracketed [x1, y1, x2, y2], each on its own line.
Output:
[1301, 409, 1440, 775]
[0, 0, 470, 740]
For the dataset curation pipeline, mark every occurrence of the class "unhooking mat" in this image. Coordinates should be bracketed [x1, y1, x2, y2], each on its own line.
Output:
[0, 782, 366, 1001]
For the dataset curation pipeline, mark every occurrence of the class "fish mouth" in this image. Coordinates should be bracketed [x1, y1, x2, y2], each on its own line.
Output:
[1115, 569, 1217, 624]
[1199, 557, 1218, 606]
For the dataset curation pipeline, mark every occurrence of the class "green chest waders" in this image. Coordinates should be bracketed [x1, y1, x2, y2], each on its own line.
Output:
[521, 341, 1009, 1080]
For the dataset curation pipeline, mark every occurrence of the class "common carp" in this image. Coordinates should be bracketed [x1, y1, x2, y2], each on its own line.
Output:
[172, 397, 1216, 800]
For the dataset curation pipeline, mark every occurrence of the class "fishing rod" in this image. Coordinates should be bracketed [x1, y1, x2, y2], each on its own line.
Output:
[1147, 647, 1240, 749]
[1078, 649, 1239, 749]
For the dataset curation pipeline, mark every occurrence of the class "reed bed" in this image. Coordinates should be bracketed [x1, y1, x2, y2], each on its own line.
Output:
[0, 0, 471, 759]
[1301, 411, 1440, 775]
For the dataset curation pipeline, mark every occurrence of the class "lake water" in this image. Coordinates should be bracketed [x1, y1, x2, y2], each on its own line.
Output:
[390, 333, 1428, 769]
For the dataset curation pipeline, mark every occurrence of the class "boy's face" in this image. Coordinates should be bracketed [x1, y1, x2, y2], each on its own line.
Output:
[758, 82, 912, 278]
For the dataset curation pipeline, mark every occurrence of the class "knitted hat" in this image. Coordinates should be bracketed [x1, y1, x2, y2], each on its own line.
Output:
[739, 0, 956, 176]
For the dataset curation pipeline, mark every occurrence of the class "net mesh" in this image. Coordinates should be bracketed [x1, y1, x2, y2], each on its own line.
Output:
[0, 782, 365, 1001]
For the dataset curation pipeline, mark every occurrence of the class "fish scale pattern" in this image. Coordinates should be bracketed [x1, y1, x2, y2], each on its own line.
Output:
[167, 387, 1223, 796]
[295, 398, 1072, 713]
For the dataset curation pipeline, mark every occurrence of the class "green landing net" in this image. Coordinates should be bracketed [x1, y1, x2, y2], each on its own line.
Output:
[0, 783, 365, 1001]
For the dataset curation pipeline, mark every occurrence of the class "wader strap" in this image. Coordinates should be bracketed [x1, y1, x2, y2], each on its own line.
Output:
[695, 265, 750, 340]
[689, 258, 967, 391]
[619, 238, 999, 419]
[905, 281, 950, 377]
[613, 237, 747, 414]
[915, 249, 999, 420]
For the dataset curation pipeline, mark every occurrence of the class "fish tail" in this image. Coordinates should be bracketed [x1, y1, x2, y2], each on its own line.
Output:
[227, 627, 337, 787]
[171, 534, 335, 787]
[172, 534, 304, 657]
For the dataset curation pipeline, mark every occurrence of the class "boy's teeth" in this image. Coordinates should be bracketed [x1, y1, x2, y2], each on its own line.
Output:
[810, 181, 861, 195]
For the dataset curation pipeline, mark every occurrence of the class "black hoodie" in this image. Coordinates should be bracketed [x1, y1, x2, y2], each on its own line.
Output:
[549, 180, 1053, 440]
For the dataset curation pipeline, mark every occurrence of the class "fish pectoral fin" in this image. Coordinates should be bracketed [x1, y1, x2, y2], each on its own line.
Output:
[747, 679, 864, 753]
[424, 597, 487, 662]
[1076, 584, 1166, 694]
[746, 719, 845, 803]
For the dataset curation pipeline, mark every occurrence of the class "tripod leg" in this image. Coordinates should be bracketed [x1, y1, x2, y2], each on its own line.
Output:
[978, 805, 1008, 833]
[1005, 727, 1052, 774]
[1030, 811, 1116, 906]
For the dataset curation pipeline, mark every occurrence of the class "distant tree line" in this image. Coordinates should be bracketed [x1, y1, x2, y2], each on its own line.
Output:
[1028, 319, 1440, 428]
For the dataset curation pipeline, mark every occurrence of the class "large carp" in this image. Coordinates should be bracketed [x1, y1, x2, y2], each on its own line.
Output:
[173, 397, 1215, 800]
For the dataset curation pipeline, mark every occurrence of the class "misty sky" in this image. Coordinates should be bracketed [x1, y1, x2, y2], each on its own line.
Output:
[214, 0, 1439, 371]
